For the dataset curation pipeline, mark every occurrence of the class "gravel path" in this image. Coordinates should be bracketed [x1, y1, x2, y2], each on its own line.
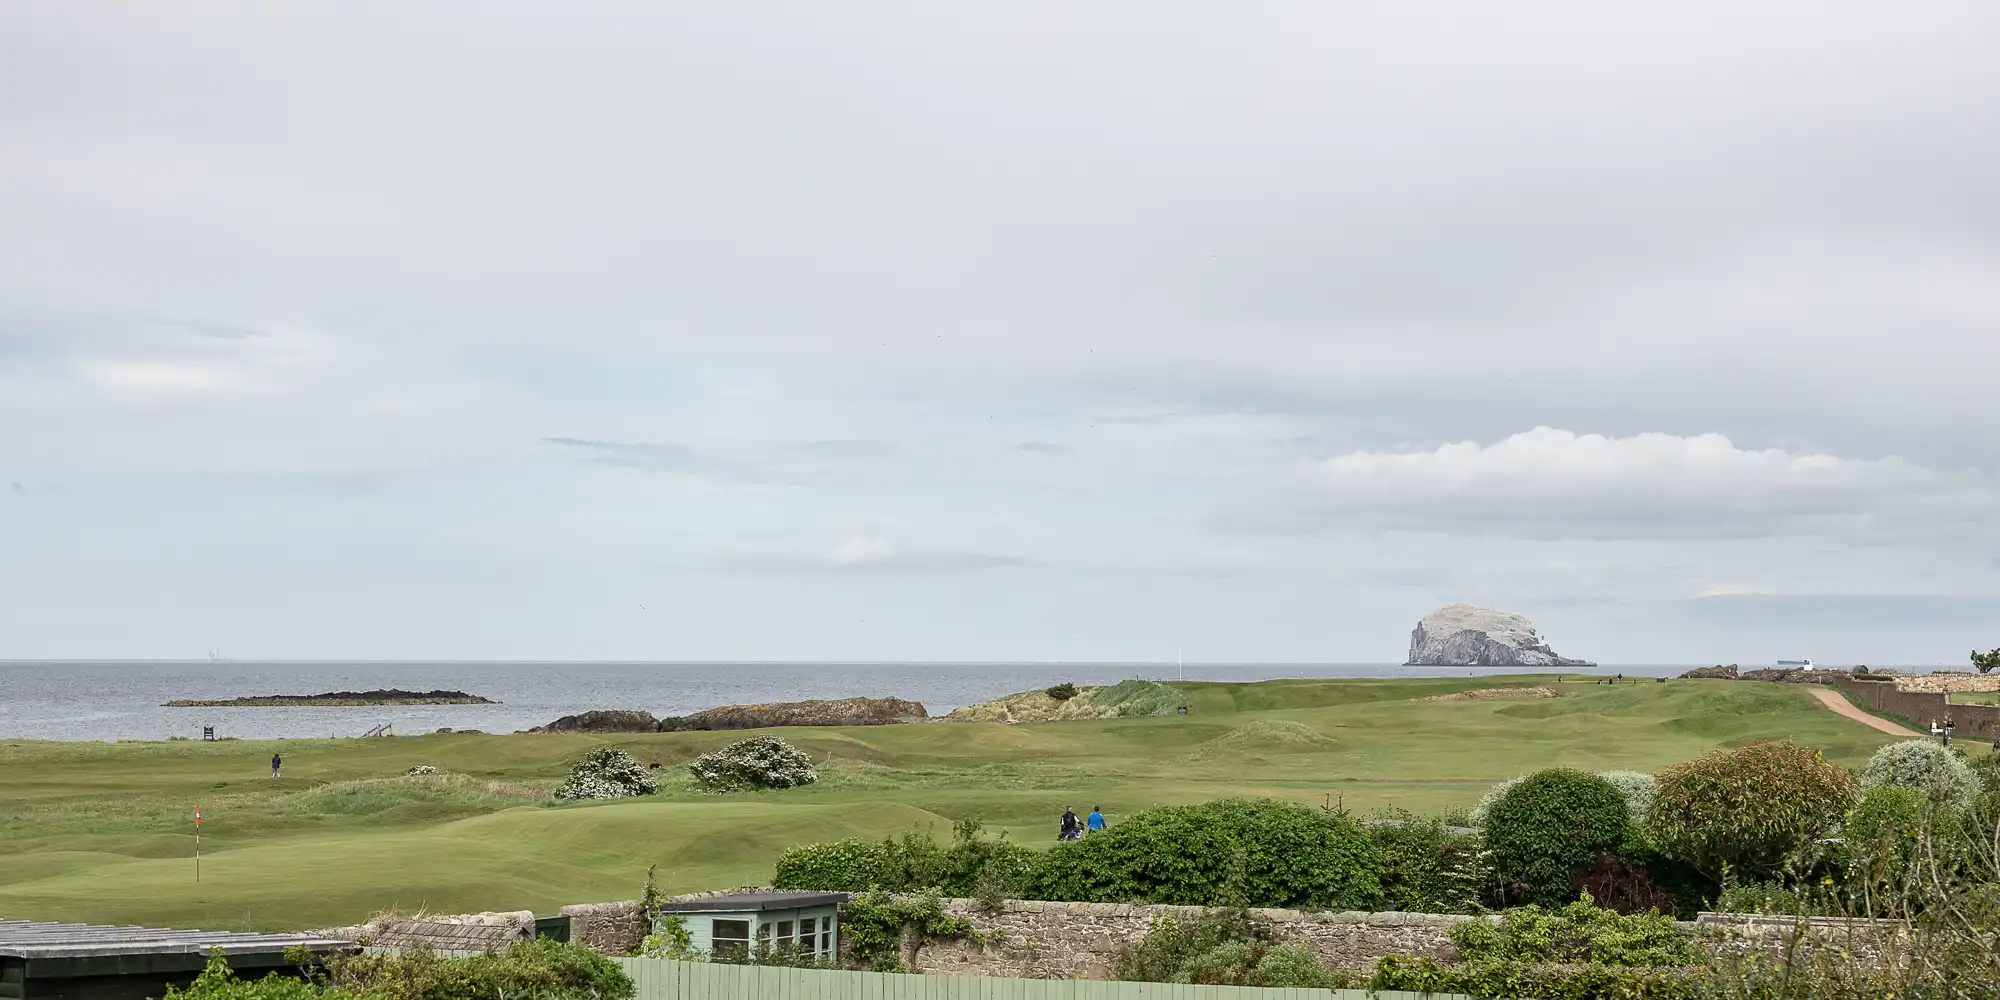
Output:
[1807, 687, 1921, 737]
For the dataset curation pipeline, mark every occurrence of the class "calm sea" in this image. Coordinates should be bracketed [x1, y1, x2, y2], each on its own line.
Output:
[0, 660, 1724, 741]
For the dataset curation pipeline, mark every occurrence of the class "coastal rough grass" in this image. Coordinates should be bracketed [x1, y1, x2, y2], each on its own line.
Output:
[0, 676, 1933, 931]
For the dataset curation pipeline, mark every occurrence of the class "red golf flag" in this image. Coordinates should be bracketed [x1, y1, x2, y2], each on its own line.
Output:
[194, 805, 202, 826]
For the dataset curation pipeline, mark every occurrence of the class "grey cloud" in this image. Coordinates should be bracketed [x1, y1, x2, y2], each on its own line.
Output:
[541, 436, 892, 484]
[718, 537, 1026, 574]
[1673, 593, 2000, 628]
[1221, 428, 1999, 544]
[1015, 441, 1070, 455]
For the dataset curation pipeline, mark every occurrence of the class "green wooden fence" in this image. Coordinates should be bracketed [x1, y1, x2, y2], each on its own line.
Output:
[610, 958, 1468, 1000]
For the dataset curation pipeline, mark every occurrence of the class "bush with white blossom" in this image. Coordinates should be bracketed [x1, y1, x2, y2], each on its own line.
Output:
[687, 736, 818, 792]
[1859, 739, 1977, 807]
[407, 765, 440, 776]
[555, 747, 661, 800]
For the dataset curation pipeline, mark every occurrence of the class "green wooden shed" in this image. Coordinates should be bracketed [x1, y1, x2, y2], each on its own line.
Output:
[652, 892, 847, 962]
[0, 920, 353, 1000]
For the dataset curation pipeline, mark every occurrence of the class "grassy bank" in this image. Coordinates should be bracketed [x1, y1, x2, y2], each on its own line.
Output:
[0, 675, 1902, 931]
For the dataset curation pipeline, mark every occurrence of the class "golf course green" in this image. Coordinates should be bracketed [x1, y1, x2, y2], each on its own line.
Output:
[0, 675, 1905, 931]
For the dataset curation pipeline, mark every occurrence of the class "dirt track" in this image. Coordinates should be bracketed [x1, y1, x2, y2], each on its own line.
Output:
[1808, 687, 1921, 737]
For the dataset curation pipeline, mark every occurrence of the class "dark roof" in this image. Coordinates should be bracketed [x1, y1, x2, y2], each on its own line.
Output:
[655, 892, 849, 913]
[0, 920, 351, 960]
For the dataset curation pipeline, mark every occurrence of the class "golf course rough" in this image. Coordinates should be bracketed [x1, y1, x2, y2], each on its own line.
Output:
[0, 674, 1912, 931]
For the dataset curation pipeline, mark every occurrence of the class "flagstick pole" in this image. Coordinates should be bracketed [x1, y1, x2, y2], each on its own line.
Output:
[196, 825, 200, 883]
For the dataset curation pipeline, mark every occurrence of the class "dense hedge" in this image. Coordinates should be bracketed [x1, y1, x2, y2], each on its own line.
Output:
[166, 941, 634, 1000]
[1371, 956, 1696, 1000]
[1483, 769, 1630, 907]
[772, 819, 1032, 897]
[1113, 909, 1355, 988]
[1024, 798, 1383, 910]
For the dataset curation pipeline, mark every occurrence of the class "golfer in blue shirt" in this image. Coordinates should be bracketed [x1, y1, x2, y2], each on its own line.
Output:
[1086, 806, 1107, 833]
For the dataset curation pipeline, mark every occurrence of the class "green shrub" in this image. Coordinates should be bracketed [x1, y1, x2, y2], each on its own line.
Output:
[837, 889, 969, 972]
[772, 820, 1031, 898]
[1372, 955, 1697, 1000]
[1370, 810, 1489, 914]
[1044, 682, 1078, 701]
[1648, 742, 1855, 881]
[772, 838, 885, 891]
[167, 952, 360, 1000]
[1025, 797, 1382, 910]
[1859, 739, 1978, 808]
[1449, 895, 1699, 967]
[1112, 910, 1355, 988]
[1483, 769, 1631, 906]
[319, 939, 632, 1000]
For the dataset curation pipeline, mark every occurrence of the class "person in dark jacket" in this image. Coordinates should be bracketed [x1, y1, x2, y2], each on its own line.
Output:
[271, 753, 282, 779]
[1059, 806, 1081, 840]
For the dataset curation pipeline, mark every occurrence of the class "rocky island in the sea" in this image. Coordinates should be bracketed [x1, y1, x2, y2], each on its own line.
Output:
[164, 689, 496, 708]
[1404, 604, 1594, 667]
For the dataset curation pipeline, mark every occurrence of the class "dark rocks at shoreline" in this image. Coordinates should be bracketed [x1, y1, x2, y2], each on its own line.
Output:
[164, 689, 496, 708]
[528, 710, 662, 734]
[1678, 664, 1740, 679]
[658, 697, 927, 731]
[525, 697, 929, 734]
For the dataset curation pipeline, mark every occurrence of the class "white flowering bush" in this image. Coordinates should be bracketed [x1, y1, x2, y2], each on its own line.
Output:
[687, 736, 818, 792]
[1859, 739, 1977, 807]
[407, 765, 440, 776]
[555, 747, 661, 800]
[1468, 777, 1522, 826]
[1597, 771, 1656, 824]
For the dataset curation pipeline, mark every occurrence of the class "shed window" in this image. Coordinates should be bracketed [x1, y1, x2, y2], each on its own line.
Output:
[710, 919, 750, 960]
[799, 917, 818, 955]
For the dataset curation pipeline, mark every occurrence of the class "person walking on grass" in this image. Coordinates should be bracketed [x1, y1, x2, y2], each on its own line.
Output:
[271, 752, 281, 779]
[1059, 806, 1081, 841]
[1086, 806, 1107, 834]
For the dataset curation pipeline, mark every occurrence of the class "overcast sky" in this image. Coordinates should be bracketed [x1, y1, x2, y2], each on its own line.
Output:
[4, 2, 1998, 664]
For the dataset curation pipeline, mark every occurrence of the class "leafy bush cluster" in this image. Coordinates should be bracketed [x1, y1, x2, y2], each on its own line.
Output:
[1044, 682, 1078, 701]
[165, 941, 633, 1000]
[1025, 798, 1382, 910]
[772, 818, 1032, 898]
[1113, 909, 1356, 989]
[316, 940, 632, 1000]
[1449, 895, 1698, 967]
[838, 889, 972, 972]
[1370, 810, 1489, 914]
[1371, 954, 1695, 1000]
[686, 736, 817, 792]
[406, 765, 439, 776]
[1647, 741, 1854, 880]
[553, 748, 659, 800]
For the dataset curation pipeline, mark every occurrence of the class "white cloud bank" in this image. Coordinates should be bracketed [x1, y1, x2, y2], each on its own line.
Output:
[719, 536, 1024, 573]
[1233, 427, 1997, 542]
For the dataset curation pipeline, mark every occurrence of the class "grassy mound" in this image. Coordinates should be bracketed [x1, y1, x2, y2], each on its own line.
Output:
[1185, 720, 1339, 760]
[945, 678, 1184, 723]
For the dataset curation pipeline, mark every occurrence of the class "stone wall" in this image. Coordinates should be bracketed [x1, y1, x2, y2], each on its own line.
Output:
[916, 900, 1471, 979]
[561, 900, 644, 955]
[1833, 677, 2000, 738]
[1892, 673, 2000, 694]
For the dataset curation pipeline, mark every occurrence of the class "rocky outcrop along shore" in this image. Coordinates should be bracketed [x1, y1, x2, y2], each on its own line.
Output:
[526, 697, 927, 733]
[659, 697, 926, 731]
[165, 689, 495, 708]
[1404, 604, 1593, 667]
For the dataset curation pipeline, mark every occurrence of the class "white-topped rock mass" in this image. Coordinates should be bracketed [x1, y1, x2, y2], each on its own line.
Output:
[1404, 604, 1594, 667]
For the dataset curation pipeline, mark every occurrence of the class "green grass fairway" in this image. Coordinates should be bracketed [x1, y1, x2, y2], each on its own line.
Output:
[0, 676, 1914, 930]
